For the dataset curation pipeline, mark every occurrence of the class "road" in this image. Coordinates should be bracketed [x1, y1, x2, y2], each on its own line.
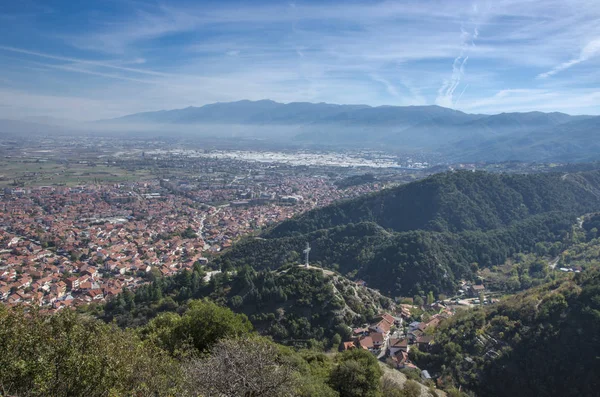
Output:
[197, 205, 222, 250]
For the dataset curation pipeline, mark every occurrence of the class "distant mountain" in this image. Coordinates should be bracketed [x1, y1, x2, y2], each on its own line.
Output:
[451, 115, 600, 162]
[104, 100, 600, 161]
[0, 119, 64, 135]
[311, 104, 477, 126]
[108, 100, 370, 125]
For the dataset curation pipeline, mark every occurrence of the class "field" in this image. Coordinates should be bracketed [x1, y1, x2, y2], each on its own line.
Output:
[0, 158, 154, 187]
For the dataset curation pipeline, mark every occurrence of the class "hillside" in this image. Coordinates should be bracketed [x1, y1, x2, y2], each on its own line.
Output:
[267, 170, 600, 237]
[452, 115, 600, 162]
[100, 263, 394, 346]
[212, 170, 600, 296]
[3, 299, 414, 397]
[412, 270, 600, 397]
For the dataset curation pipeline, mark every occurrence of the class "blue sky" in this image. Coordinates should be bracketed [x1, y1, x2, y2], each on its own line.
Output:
[0, 0, 599, 120]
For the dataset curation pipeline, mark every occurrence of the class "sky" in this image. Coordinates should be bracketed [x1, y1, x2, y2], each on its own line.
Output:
[0, 0, 599, 121]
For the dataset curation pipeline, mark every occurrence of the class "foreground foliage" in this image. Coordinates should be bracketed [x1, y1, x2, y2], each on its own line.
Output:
[2, 300, 420, 397]
[0, 307, 180, 397]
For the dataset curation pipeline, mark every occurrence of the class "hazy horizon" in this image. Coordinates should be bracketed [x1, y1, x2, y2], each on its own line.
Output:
[5, 98, 598, 125]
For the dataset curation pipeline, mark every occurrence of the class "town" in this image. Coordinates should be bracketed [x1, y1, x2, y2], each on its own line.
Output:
[0, 175, 388, 311]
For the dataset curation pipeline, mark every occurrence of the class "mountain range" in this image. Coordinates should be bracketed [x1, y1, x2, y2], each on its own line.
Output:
[2, 99, 599, 162]
[105, 100, 600, 162]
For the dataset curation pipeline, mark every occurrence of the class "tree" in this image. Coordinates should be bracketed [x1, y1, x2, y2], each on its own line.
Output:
[331, 333, 342, 350]
[230, 295, 244, 308]
[0, 307, 181, 397]
[402, 380, 422, 397]
[329, 349, 383, 397]
[183, 336, 296, 397]
[141, 299, 253, 356]
[413, 295, 425, 307]
[427, 291, 435, 305]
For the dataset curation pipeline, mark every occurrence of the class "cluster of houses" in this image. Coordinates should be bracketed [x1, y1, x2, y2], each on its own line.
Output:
[342, 303, 455, 376]
[0, 177, 381, 311]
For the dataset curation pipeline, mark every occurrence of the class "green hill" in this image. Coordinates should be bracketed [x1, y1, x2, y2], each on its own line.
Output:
[214, 170, 600, 296]
[100, 263, 393, 347]
[268, 170, 600, 236]
[412, 269, 600, 397]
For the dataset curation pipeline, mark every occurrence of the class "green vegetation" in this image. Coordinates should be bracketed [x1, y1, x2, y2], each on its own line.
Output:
[412, 270, 600, 397]
[329, 349, 383, 397]
[268, 170, 600, 236]
[0, 306, 181, 396]
[0, 158, 153, 187]
[213, 170, 600, 297]
[7, 169, 600, 395]
[215, 212, 577, 296]
[481, 213, 600, 292]
[1, 301, 426, 397]
[139, 299, 253, 357]
[99, 264, 392, 345]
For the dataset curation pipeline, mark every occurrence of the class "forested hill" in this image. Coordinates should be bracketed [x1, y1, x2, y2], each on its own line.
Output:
[414, 269, 600, 397]
[267, 170, 600, 237]
[100, 264, 394, 347]
[213, 170, 600, 297]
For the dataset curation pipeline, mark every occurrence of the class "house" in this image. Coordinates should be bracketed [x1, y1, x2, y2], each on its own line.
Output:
[359, 336, 375, 351]
[424, 316, 442, 329]
[353, 327, 369, 336]
[139, 264, 152, 273]
[87, 289, 104, 301]
[391, 350, 411, 369]
[50, 281, 67, 298]
[342, 341, 356, 351]
[421, 370, 432, 380]
[380, 313, 398, 326]
[65, 277, 79, 291]
[81, 266, 98, 278]
[416, 335, 435, 351]
[398, 305, 412, 320]
[388, 338, 409, 355]
[0, 285, 10, 300]
[371, 332, 385, 349]
[408, 327, 424, 342]
[408, 321, 421, 331]
[469, 284, 485, 297]
[369, 317, 393, 336]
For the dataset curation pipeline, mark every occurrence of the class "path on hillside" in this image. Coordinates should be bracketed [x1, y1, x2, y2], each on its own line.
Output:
[548, 256, 560, 269]
[379, 364, 446, 397]
[299, 264, 336, 276]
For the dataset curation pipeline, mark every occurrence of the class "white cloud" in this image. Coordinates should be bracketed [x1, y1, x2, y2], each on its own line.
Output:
[369, 74, 400, 98]
[460, 88, 600, 114]
[538, 38, 600, 78]
[0, 46, 167, 76]
[2, 0, 600, 118]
